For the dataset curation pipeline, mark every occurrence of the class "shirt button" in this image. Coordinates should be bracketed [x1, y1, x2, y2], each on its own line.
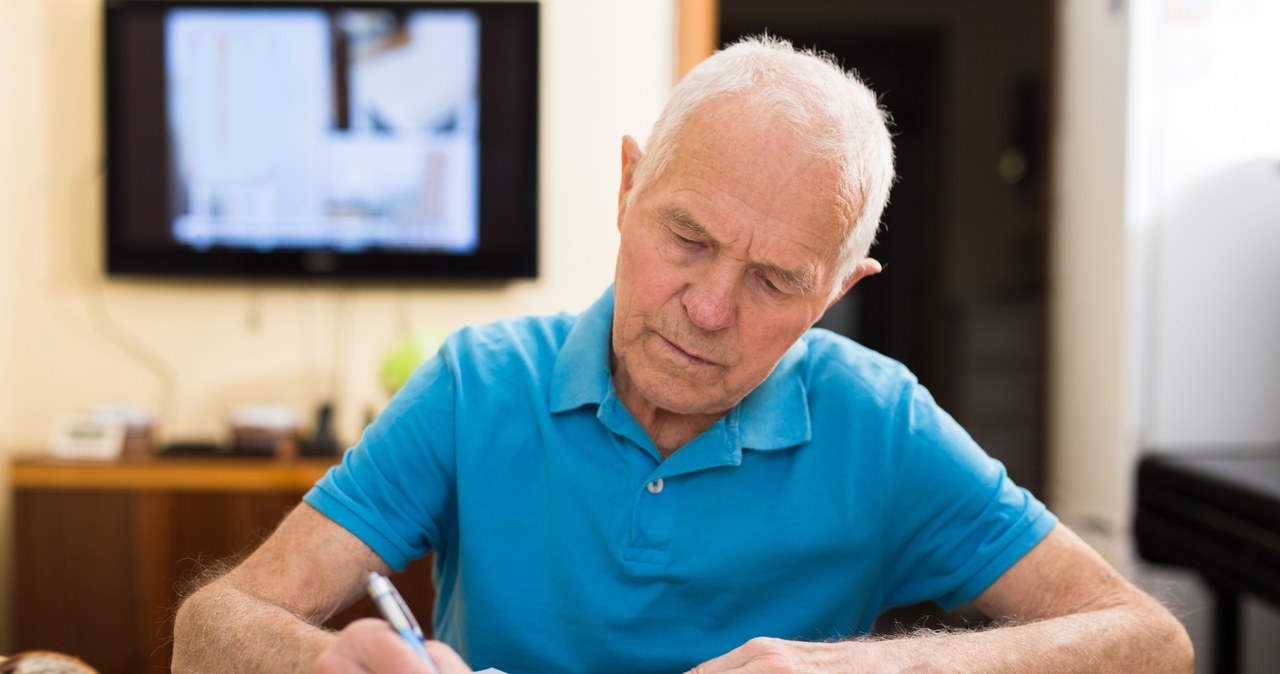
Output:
[646, 478, 664, 494]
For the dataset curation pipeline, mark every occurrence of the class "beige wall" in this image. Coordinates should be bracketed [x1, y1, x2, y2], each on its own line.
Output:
[1, 0, 52, 442]
[0, 0, 675, 652]
[1046, 0, 1132, 565]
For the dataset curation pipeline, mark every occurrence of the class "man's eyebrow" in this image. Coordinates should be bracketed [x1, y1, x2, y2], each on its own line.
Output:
[659, 207, 711, 238]
[658, 206, 818, 293]
[768, 264, 817, 293]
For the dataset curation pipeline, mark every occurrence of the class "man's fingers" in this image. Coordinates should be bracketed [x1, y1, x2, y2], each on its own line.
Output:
[423, 640, 473, 674]
[686, 637, 865, 674]
[686, 637, 788, 673]
[316, 618, 471, 673]
[685, 646, 748, 673]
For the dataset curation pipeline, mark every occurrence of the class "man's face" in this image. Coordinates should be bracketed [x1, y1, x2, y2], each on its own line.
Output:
[611, 102, 863, 418]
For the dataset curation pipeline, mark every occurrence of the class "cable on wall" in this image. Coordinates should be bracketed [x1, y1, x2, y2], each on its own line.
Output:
[71, 157, 178, 431]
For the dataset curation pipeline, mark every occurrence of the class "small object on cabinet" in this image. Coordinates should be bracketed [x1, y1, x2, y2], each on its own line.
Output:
[227, 404, 300, 459]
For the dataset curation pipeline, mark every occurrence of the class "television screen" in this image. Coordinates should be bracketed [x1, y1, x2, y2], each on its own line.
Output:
[105, 0, 538, 280]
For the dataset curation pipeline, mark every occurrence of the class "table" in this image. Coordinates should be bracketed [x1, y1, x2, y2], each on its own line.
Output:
[1134, 450, 1280, 674]
[10, 456, 434, 672]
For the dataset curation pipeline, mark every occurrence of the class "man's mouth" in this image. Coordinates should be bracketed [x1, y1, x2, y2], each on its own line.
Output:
[660, 334, 716, 367]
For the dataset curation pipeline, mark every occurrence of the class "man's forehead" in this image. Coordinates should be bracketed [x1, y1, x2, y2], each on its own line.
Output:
[671, 103, 847, 206]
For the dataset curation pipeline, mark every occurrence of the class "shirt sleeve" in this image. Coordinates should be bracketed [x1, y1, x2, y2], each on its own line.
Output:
[879, 379, 1057, 610]
[304, 351, 458, 572]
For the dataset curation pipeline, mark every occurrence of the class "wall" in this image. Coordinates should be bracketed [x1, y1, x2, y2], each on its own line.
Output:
[1047, 0, 1132, 565]
[1131, 0, 1280, 447]
[0, 0, 675, 653]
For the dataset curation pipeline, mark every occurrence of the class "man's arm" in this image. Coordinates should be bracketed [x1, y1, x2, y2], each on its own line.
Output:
[172, 502, 466, 674]
[689, 523, 1194, 673]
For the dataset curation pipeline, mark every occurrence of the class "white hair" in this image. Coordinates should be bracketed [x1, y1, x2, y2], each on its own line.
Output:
[630, 35, 896, 284]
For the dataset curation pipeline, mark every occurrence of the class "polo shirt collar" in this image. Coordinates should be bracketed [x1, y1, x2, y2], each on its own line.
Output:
[549, 288, 616, 414]
[549, 286, 812, 452]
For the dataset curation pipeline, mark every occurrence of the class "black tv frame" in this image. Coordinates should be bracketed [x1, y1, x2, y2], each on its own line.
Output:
[104, 0, 539, 282]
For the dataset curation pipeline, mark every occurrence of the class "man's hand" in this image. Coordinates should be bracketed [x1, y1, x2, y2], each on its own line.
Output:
[686, 637, 916, 674]
[315, 618, 473, 674]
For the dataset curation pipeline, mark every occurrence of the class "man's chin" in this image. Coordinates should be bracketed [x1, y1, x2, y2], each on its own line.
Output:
[634, 379, 735, 418]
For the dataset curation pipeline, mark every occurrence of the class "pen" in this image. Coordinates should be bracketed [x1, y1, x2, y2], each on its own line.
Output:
[366, 571, 442, 674]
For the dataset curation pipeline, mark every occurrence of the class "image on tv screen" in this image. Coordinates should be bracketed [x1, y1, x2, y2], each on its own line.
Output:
[165, 7, 480, 255]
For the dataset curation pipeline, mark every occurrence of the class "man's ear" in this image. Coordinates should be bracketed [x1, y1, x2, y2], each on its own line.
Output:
[826, 257, 883, 311]
[617, 135, 644, 228]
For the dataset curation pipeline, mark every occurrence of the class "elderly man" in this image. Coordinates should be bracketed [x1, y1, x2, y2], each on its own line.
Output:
[173, 36, 1192, 673]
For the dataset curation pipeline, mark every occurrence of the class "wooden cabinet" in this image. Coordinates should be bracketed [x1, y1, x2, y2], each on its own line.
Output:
[10, 457, 433, 673]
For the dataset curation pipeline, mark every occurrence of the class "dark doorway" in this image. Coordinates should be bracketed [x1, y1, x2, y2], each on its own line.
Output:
[722, 1, 1055, 497]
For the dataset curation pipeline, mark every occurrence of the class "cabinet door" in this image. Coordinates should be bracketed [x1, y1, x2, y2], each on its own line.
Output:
[14, 489, 145, 673]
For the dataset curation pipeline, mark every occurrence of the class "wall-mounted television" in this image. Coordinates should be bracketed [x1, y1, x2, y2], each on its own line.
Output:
[104, 0, 538, 281]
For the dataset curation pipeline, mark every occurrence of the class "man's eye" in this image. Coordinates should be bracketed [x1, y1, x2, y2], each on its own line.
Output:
[671, 230, 702, 248]
[757, 271, 784, 295]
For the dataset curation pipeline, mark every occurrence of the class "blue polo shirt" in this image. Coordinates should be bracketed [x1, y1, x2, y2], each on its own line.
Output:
[305, 287, 1055, 674]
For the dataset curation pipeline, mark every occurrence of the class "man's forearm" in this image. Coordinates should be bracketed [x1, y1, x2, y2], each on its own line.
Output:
[867, 602, 1193, 673]
[692, 600, 1192, 674]
[172, 578, 335, 674]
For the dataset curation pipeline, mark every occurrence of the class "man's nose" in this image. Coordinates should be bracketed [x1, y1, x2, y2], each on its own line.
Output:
[682, 267, 736, 332]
